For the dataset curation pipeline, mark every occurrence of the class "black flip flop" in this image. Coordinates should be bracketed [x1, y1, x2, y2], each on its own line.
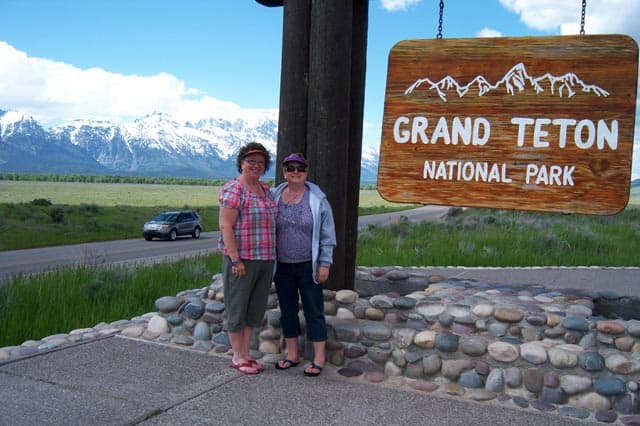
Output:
[303, 362, 323, 377]
[275, 358, 300, 370]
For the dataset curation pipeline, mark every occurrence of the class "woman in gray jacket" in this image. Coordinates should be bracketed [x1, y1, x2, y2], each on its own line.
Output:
[272, 153, 336, 377]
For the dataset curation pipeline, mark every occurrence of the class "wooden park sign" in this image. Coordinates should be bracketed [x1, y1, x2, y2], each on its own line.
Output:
[377, 35, 638, 215]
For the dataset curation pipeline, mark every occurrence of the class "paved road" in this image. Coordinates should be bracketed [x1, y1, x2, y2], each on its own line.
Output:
[0, 206, 452, 281]
[0, 233, 219, 281]
[357, 205, 452, 228]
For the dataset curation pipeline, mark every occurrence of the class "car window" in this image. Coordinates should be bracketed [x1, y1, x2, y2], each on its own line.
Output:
[153, 211, 199, 222]
[158, 213, 178, 222]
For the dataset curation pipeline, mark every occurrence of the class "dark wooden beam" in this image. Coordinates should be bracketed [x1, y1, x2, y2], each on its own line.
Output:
[255, 0, 283, 7]
[276, 0, 311, 183]
[307, 0, 354, 291]
[344, 0, 369, 291]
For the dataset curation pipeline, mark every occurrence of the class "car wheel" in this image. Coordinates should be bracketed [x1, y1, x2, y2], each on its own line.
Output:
[169, 229, 178, 241]
[192, 227, 201, 239]
[144, 236, 153, 241]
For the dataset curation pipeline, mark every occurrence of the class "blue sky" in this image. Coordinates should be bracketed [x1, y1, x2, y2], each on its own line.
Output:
[1, 0, 639, 179]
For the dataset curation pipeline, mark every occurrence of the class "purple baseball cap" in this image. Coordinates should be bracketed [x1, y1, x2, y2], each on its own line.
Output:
[282, 153, 308, 166]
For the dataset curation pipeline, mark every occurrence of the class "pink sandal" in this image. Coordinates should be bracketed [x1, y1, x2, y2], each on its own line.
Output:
[248, 359, 264, 372]
[230, 361, 259, 375]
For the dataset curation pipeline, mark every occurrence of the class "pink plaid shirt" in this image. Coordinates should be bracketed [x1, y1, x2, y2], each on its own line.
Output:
[218, 179, 277, 260]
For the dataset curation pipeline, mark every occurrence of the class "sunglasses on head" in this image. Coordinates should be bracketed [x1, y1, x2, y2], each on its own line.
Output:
[285, 165, 307, 173]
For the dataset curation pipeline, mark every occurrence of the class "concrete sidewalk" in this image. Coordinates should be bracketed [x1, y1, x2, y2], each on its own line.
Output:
[0, 335, 585, 426]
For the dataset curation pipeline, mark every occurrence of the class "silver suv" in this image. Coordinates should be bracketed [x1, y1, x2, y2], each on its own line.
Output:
[143, 210, 202, 241]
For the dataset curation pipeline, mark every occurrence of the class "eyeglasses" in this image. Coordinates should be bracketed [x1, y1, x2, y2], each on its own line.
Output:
[285, 165, 307, 173]
[245, 159, 265, 166]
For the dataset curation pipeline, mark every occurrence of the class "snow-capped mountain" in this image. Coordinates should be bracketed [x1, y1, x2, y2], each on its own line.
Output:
[0, 110, 111, 175]
[0, 109, 379, 181]
[49, 111, 278, 178]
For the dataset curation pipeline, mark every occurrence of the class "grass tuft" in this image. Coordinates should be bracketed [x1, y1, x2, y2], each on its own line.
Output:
[356, 207, 640, 267]
[0, 255, 221, 347]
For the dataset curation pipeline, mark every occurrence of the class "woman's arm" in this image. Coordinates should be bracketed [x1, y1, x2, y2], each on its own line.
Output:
[219, 205, 245, 276]
[318, 198, 337, 264]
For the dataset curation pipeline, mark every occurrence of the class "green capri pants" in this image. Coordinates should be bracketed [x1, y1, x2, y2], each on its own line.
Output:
[222, 256, 274, 332]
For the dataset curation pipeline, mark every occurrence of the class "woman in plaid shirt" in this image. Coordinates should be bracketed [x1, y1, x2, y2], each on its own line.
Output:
[219, 142, 277, 375]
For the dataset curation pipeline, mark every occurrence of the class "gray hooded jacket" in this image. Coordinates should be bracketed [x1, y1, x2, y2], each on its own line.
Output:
[272, 181, 337, 283]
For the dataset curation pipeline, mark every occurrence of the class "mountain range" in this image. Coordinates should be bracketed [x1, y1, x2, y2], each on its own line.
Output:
[405, 62, 610, 102]
[0, 109, 380, 181]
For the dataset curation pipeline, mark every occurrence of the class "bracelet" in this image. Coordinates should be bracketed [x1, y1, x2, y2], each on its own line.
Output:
[231, 259, 241, 267]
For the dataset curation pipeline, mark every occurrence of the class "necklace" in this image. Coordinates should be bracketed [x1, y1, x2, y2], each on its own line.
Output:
[282, 188, 304, 205]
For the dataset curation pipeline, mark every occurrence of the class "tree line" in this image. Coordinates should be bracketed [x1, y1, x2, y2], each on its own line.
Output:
[0, 173, 228, 186]
[0, 172, 379, 189]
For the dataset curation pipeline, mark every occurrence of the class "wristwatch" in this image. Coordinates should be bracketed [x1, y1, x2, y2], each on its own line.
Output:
[231, 259, 241, 267]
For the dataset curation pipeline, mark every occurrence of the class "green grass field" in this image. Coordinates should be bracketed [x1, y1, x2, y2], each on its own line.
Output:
[0, 179, 638, 252]
[2, 179, 636, 209]
[0, 180, 219, 206]
[0, 180, 407, 208]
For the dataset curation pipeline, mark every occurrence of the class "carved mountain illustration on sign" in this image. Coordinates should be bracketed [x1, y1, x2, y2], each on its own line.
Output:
[405, 63, 610, 102]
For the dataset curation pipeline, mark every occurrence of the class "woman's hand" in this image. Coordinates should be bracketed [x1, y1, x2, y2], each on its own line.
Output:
[316, 265, 329, 284]
[232, 260, 246, 277]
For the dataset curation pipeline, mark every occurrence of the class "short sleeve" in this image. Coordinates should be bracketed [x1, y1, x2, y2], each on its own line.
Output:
[218, 180, 242, 210]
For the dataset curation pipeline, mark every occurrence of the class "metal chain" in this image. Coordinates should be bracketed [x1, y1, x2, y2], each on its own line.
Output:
[580, 0, 587, 35]
[437, 0, 444, 39]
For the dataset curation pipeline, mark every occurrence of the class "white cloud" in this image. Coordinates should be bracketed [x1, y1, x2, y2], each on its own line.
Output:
[477, 28, 503, 38]
[380, 0, 421, 13]
[171, 97, 277, 125]
[0, 41, 277, 127]
[578, 0, 640, 39]
[499, 0, 578, 32]
[499, 0, 640, 39]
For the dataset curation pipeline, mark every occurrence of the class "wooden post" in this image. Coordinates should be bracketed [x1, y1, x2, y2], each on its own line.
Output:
[307, 0, 353, 291]
[345, 0, 368, 291]
[275, 0, 311, 183]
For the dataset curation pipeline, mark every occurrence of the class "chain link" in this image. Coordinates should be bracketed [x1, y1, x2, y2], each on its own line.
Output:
[437, 0, 444, 39]
[580, 0, 587, 35]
